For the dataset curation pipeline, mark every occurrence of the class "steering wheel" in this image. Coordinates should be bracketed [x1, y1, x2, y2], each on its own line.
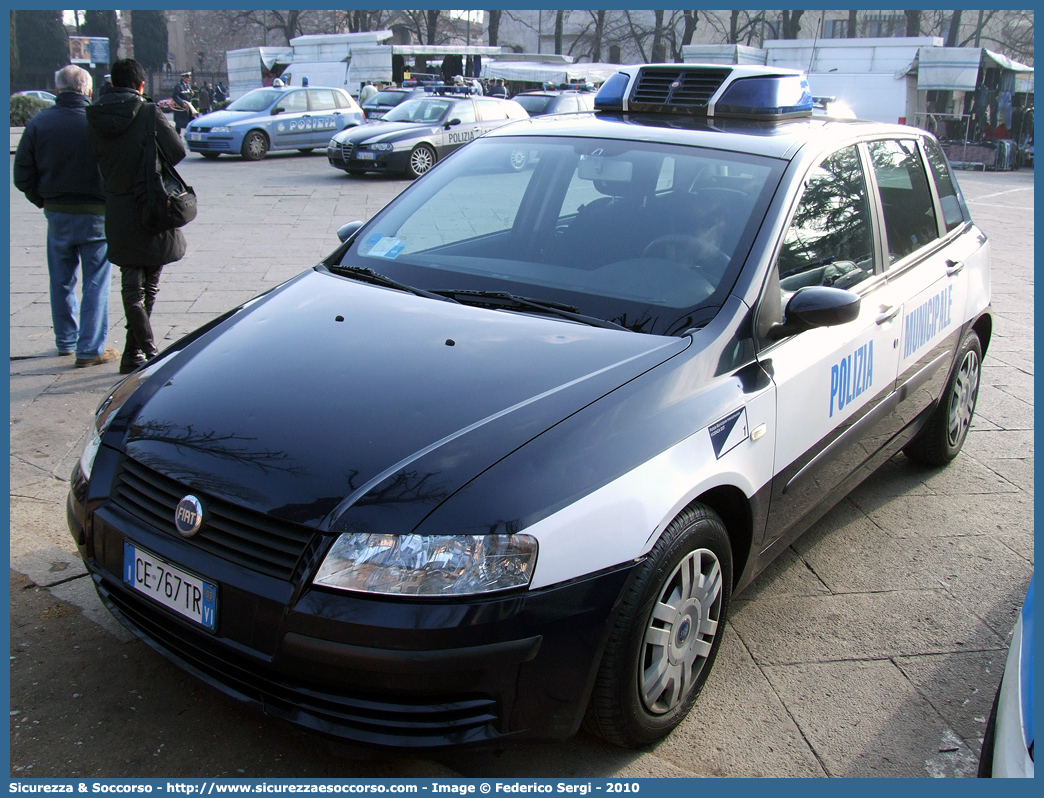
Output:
[642, 234, 731, 276]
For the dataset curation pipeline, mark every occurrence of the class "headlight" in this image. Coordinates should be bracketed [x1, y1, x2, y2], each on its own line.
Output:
[78, 357, 166, 480]
[368, 142, 394, 151]
[314, 532, 538, 596]
[209, 125, 232, 133]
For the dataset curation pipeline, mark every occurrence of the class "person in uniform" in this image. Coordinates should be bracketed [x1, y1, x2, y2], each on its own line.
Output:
[172, 71, 194, 135]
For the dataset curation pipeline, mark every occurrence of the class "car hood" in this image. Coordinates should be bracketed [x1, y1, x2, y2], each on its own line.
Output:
[192, 109, 262, 128]
[118, 269, 687, 533]
[334, 121, 439, 144]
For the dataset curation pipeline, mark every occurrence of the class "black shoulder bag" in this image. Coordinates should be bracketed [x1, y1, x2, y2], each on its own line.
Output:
[139, 104, 197, 233]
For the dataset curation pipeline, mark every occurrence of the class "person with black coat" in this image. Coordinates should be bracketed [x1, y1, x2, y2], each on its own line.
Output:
[86, 58, 187, 374]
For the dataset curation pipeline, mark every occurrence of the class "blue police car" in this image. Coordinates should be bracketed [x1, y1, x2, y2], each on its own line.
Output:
[69, 64, 992, 750]
[185, 86, 364, 160]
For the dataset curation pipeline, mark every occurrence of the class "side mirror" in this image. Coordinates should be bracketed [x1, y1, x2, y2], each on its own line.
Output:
[768, 286, 861, 340]
[271, 107, 284, 116]
[337, 220, 365, 243]
[445, 118, 461, 128]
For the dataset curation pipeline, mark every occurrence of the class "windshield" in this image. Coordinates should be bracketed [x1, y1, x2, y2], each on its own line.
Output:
[383, 98, 453, 124]
[334, 135, 782, 336]
[226, 89, 281, 112]
[514, 95, 554, 115]
[364, 90, 410, 109]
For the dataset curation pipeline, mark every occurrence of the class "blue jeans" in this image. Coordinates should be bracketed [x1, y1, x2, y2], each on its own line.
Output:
[44, 210, 111, 358]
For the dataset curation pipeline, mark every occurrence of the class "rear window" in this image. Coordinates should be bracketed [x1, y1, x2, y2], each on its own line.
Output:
[514, 95, 554, 115]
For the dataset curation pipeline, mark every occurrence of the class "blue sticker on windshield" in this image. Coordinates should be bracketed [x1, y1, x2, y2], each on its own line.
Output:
[362, 234, 406, 259]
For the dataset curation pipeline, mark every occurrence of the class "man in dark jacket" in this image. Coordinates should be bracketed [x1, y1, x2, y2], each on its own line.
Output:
[172, 71, 194, 135]
[87, 58, 187, 374]
[14, 64, 118, 367]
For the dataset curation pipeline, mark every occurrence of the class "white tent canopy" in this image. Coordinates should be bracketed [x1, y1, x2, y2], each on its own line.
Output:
[917, 47, 1034, 91]
[482, 60, 621, 86]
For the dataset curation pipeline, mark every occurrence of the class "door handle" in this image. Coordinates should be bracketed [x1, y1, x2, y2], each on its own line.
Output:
[945, 258, 965, 276]
[876, 304, 901, 325]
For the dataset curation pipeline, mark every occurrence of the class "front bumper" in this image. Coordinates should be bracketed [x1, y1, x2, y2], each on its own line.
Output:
[185, 132, 238, 154]
[327, 141, 411, 174]
[68, 453, 635, 749]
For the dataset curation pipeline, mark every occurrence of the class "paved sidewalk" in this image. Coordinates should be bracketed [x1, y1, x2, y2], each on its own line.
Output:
[9, 150, 1035, 778]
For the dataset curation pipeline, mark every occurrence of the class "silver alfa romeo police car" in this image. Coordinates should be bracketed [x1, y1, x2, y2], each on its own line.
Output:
[69, 64, 990, 750]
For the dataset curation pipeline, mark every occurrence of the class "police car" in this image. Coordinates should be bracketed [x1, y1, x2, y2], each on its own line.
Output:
[185, 85, 364, 160]
[360, 86, 429, 120]
[68, 64, 991, 750]
[327, 89, 528, 178]
[513, 83, 597, 116]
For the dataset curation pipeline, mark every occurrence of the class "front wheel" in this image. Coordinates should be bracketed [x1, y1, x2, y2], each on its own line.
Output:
[407, 144, 436, 178]
[241, 130, 269, 161]
[903, 330, 982, 465]
[585, 502, 732, 748]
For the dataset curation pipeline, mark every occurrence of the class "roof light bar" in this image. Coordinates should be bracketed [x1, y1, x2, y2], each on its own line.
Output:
[594, 64, 814, 119]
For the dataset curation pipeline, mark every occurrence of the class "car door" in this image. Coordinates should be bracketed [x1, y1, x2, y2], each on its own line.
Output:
[756, 143, 905, 547]
[865, 137, 974, 433]
[268, 89, 312, 149]
[442, 99, 480, 154]
[304, 88, 345, 146]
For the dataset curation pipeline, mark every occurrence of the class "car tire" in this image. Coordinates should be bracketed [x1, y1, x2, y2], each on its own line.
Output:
[200, 152, 221, 160]
[407, 144, 436, 179]
[585, 502, 732, 748]
[977, 682, 1000, 777]
[509, 147, 528, 171]
[903, 330, 982, 466]
[241, 131, 269, 161]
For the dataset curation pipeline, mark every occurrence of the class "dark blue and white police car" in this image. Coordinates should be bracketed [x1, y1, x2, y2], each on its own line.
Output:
[327, 88, 528, 178]
[185, 85, 364, 160]
[69, 64, 991, 750]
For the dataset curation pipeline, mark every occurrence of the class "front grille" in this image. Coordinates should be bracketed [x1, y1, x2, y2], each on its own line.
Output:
[111, 456, 314, 580]
[100, 576, 501, 744]
[631, 67, 731, 109]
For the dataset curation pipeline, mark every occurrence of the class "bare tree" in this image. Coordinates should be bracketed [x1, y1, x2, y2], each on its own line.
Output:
[781, 10, 805, 40]
[944, 10, 962, 47]
[904, 10, 921, 37]
[847, 10, 858, 38]
[651, 10, 666, 62]
[554, 10, 564, 55]
[487, 9, 500, 47]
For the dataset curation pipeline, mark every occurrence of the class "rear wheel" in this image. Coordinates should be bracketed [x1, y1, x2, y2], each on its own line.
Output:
[407, 144, 436, 178]
[585, 502, 732, 748]
[241, 130, 269, 161]
[903, 331, 982, 465]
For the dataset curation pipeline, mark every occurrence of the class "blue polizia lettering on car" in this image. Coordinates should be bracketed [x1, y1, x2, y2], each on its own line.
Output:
[70, 64, 992, 750]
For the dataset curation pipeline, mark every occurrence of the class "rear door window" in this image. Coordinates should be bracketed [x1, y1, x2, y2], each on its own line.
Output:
[868, 139, 940, 265]
[923, 138, 968, 233]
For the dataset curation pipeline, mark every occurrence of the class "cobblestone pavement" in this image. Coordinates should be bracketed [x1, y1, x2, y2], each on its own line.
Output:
[9, 145, 1034, 778]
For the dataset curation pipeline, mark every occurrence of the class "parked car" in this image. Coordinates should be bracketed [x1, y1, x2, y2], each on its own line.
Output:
[360, 86, 428, 120]
[512, 86, 596, 116]
[69, 64, 991, 751]
[184, 86, 364, 160]
[328, 93, 528, 178]
[979, 577, 1034, 777]
[13, 90, 56, 106]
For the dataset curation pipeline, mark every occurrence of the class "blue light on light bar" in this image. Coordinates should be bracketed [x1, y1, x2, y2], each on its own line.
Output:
[594, 72, 630, 110]
[715, 75, 813, 117]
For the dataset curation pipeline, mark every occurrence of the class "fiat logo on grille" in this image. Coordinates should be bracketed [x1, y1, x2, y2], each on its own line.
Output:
[174, 495, 204, 537]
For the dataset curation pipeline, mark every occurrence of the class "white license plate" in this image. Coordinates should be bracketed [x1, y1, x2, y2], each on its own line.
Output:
[123, 542, 217, 630]
[356, 151, 376, 160]
[188, 133, 202, 141]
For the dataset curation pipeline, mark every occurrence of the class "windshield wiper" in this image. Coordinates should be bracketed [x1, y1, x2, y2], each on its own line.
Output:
[431, 289, 628, 331]
[326, 265, 457, 303]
